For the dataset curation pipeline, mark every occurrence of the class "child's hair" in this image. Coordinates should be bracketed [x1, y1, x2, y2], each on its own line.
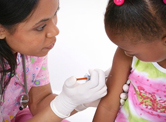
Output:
[0, 0, 39, 95]
[104, 0, 166, 42]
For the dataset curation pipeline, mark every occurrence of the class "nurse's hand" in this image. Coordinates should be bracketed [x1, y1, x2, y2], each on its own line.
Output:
[75, 81, 129, 112]
[75, 68, 129, 111]
[75, 99, 100, 111]
[50, 69, 107, 118]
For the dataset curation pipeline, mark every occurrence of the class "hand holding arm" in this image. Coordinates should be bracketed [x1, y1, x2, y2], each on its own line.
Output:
[92, 48, 132, 122]
[75, 67, 129, 112]
[50, 69, 107, 118]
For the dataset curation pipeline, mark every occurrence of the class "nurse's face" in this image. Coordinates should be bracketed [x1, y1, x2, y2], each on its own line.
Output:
[5, 0, 59, 57]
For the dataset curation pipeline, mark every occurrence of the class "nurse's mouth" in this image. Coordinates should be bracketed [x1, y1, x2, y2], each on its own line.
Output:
[45, 42, 55, 49]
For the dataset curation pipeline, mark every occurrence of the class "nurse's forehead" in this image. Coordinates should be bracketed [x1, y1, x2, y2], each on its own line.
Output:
[23, 0, 59, 25]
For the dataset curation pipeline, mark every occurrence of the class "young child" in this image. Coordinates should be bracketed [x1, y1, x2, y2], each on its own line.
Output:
[93, 0, 166, 121]
[0, 0, 108, 122]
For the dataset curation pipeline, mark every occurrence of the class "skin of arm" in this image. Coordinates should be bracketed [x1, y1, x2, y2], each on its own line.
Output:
[27, 83, 77, 122]
[28, 83, 56, 115]
[93, 47, 132, 122]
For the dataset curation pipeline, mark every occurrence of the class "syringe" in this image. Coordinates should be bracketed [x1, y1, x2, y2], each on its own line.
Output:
[76, 74, 108, 81]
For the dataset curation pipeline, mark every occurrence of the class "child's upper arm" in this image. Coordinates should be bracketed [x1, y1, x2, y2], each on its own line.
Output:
[93, 47, 132, 122]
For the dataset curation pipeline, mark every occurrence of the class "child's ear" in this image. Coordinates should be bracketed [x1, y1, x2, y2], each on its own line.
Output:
[0, 25, 6, 39]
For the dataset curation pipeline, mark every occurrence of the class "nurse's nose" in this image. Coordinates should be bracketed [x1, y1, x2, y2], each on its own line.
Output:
[47, 19, 59, 38]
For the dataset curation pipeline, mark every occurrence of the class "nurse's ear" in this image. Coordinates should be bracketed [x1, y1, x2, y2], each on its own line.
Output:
[0, 25, 6, 39]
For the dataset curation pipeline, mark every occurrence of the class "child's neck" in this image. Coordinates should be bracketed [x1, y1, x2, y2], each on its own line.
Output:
[158, 59, 166, 68]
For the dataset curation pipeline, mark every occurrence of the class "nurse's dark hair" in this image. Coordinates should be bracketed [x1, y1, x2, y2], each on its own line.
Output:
[0, 0, 39, 95]
[104, 0, 166, 42]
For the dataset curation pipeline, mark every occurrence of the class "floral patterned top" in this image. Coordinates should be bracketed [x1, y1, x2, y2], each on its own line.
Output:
[116, 57, 166, 122]
[0, 53, 50, 122]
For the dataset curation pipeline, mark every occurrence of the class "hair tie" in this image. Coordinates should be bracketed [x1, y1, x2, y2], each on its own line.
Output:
[163, 0, 166, 4]
[114, 0, 166, 6]
[114, 0, 125, 6]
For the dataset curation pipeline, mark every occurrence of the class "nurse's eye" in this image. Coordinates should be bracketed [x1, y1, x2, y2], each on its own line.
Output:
[36, 24, 46, 31]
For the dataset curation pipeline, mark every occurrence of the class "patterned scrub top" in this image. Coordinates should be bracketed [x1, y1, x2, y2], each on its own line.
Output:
[0, 53, 50, 122]
[116, 57, 166, 122]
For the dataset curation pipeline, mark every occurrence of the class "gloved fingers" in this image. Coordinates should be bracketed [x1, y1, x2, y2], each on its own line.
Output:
[120, 80, 130, 106]
[120, 92, 128, 106]
[94, 69, 106, 88]
[87, 86, 107, 102]
[123, 84, 129, 92]
[95, 85, 107, 98]
[84, 69, 99, 89]
[84, 99, 101, 108]
[84, 69, 106, 90]
[120, 92, 128, 100]
[104, 67, 111, 77]
[64, 76, 77, 88]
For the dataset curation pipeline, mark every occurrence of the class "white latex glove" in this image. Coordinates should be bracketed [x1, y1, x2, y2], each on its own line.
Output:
[75, 68, 110, 111]
[75, 68, 130, 111]
[75, 99, 101, 111]
[104, 67, 111, 77]
[75, 83, 130, 111]
[50, 69, 107, 118]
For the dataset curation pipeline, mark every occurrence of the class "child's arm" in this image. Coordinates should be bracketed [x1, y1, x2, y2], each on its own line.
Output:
[93, 47, 132, 122]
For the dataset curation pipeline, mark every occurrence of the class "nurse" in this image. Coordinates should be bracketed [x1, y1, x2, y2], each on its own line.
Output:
[0, 0, 107, 121]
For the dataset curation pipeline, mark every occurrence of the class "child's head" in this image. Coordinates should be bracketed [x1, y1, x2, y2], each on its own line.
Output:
[104, 0, 166, 62]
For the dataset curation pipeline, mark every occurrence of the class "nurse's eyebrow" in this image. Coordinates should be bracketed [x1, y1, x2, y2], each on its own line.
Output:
[34, 6, 60, 26]
[35, 18, 49, 26]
